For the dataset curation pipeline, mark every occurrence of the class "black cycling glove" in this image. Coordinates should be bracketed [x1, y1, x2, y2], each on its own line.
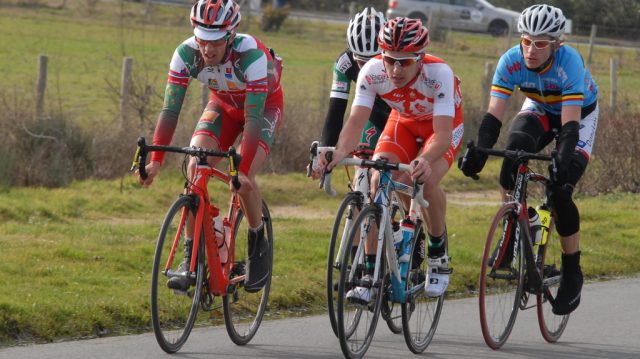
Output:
[551, 121, 580, 185]
[460, 113, 502, 177]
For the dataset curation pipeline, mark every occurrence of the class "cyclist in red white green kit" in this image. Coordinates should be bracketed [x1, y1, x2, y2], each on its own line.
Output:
[136, 0, 283, 293]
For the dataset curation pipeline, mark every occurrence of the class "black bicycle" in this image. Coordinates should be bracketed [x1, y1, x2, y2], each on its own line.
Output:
[460, 141, 569, 349]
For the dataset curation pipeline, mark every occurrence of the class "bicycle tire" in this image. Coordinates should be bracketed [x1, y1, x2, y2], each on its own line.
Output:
[478, 204, 525, 349]
[151, 195, 205, 353]
[223, 201, 273, 345]
[402, 221, 444, 353]
[327, 192, 363, 337]
[536, 216, 570, 342]
[337, 204, 384, 359]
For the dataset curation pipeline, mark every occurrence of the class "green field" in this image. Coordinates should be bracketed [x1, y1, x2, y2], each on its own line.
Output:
[2, 1, 639, 126]
[1, 0, 640, 347]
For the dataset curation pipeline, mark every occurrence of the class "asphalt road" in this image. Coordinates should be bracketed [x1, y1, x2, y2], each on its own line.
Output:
[2, 277, 639, 359]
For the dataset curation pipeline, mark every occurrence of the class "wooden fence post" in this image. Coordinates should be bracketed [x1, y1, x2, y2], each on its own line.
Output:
[482, 62, 494, 112]
[610, 57, 618, 111]
[120, 57, 133, 128]
[587, 24, 597, 69]
[36, 55, 48, 119]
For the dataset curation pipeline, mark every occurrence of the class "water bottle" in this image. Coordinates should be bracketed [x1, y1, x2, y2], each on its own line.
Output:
[398, 219, 415, 280]
[211, 205, 228, 263]
[398, 219, 415, 263]
[536, 205, 552, 246]
[528, 207, 542, 246]
[392, 221, 403, 250]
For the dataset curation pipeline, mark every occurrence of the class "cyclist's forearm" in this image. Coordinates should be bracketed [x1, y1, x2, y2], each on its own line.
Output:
[320, 97, 348, 146]
[239, 91, 269, 175]
[150, 110, 180, 164]
[336, 105, 371, 153]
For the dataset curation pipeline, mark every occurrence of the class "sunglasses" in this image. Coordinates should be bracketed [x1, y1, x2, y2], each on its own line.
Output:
[353, 54, 375, 63]
[195, 34, 230, 48]
[381, 53, 422, 67]
[520, 37, 556, 50]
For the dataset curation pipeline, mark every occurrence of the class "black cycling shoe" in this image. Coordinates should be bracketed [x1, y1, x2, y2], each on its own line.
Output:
[552, 251, 583, 315]
[244, 224, 271, 293]
[167, 239, 194, 292]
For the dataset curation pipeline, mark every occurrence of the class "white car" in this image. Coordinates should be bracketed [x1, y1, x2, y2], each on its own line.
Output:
[386, 0, 520, 36]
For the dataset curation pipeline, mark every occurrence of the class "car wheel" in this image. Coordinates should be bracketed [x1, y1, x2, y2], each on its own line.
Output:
[489, 20, 508, 37]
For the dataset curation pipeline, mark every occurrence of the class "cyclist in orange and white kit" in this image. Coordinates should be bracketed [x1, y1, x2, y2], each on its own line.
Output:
[321, 17, 465, 299]
[136, 0, 283, 293]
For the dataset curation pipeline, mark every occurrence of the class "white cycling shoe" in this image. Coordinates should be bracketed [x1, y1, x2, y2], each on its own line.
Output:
[346, 275, 373, 306]
[425, 255, 451, 297]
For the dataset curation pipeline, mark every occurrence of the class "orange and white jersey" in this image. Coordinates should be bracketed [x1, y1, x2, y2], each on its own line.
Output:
[352, 54, 462, 121]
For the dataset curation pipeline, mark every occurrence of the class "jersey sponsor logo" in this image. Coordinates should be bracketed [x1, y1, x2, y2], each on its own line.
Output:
[365, 73, 387, 85]
[451, 123, 464, 148]
[208, 78, 219, 89]
[337, 54, 352, 73]
[360, 84, 367, 90]
[437, 92, 445, 99]
[425, 78, 442, 90]
[507, 61, 521, 75]
[557, 67, 569, 82]
[544, 82, 560, 91]
[333, 81, 348, 92]
[225, 67, 233, 79]
[364, 127, 378, 143]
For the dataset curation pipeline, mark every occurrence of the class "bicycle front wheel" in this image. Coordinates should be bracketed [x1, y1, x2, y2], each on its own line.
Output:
[151, 195, 205, 353]
[223, 201, 273, 345]
[537, 217, 570, 342]
[337, 204, 384, 359]
[327, 192, 363, 337]
[478, 204, 524, 349]
[402, 223, 444, 353]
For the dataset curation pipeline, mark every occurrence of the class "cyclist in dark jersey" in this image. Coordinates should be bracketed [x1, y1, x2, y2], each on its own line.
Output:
[319, 7, 390, 150]
[136, 0, 283, 293]
[460, 4, 599, 315]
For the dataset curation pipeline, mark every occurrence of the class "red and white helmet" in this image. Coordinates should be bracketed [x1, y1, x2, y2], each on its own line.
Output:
[378, 17, 429, 53]
[190, 0, 241, 41]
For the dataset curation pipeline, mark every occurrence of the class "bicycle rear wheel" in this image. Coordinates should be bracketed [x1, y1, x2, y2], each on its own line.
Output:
[223, 201, 273, 345]
[536, 217, 570, 342]
[337, 204, 384, 359]
[402, 221, 443, 353]
[151, 195, 205, 353]
[327, 192, 364, 337]
[478, 204, 524, 349]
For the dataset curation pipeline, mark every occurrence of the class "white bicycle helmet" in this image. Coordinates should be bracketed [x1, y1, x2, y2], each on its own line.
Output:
[347, 7, 386, 57]
[517, 4, 566, 38]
